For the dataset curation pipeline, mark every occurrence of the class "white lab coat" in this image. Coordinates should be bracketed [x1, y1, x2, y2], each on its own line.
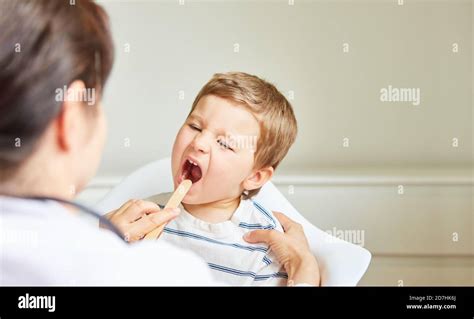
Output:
[0, 196, 218, 286]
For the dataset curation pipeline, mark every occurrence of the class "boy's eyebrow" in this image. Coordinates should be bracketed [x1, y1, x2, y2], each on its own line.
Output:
[187, 112, 249, 144]
[187, 113, 204, 122]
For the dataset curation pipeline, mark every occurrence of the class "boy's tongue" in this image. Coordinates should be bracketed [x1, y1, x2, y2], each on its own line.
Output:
[189, 165, 202, 183]
[183, 160, 202, 184]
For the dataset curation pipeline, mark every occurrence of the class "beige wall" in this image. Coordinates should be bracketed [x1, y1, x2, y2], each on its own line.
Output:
[80, 0, 473, 285]
[97, 0, 472, 174]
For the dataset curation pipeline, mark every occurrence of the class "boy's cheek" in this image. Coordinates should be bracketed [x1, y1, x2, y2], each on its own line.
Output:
[171, 132, 189, 162]
[211, 159, 248, 187]
[213, 157, 236, 176]
[171, 146, 185, 179]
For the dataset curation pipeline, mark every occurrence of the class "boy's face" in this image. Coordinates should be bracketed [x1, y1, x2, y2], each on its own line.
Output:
[171, 95, 260, 204]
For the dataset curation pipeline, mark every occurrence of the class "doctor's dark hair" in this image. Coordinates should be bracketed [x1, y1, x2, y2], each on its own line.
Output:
[0, 0, 114, 173]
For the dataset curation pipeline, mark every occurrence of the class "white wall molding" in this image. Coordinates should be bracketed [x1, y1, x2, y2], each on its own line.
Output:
[272, 174, 473, 186]
[84, 170, 473, 190]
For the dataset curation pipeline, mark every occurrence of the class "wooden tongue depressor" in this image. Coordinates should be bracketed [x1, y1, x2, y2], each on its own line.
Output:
[144, 179, 192, 240]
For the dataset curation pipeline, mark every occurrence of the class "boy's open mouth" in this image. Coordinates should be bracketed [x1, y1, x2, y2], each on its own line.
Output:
[181, 159, 202, 184]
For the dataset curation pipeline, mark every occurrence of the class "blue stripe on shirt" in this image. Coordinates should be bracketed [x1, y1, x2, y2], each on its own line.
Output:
[238, 222, 274, 230]
[252, 201, 276, 227]
[208, 263, 288, 281]
[263, 256, 272, 265]
[163, 227, 268, 253]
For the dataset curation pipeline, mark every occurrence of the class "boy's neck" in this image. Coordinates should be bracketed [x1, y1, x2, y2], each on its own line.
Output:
[183, 196, 241, 223]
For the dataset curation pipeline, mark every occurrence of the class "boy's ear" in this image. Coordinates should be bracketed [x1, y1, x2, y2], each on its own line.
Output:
[243, 166, 274, 192]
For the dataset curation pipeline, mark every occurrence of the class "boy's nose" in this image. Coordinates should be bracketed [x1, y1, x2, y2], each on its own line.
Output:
[191, 131, 211, 154]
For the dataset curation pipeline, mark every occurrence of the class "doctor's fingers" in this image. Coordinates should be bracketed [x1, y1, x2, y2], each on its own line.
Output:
[244, 212, 302, 245]
[104, 199, 134, 222]
[102, 200, 135, 231]
[116, 199, 162, 223]
[244, 212, 309, 249]
[243, 228, 283, 246]
[273, 212, 308, 245]
[103, 199, 132, 220]
[124, 208, 181, 242]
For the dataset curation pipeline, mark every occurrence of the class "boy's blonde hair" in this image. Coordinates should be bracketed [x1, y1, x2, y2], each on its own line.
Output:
[189, 72, 298, 197]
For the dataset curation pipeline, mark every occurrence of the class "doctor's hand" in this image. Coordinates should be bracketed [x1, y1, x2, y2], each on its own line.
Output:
[102, 200, 180, 242]
[243, 212, 320, 286]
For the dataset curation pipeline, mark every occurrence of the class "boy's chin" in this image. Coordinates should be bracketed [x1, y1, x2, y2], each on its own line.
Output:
[181, 189, 214, 206]
[181, 188, 202, 205]
[181, 195, 203, 205]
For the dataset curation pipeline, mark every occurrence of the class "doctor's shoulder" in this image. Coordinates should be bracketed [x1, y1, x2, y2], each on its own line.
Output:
[112, 238, 217, 286]
[54, 205, 215, 286]
[66, 222, 215, 286]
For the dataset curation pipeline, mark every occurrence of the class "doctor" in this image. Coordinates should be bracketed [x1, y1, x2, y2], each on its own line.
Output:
[0, 0, 319, 286]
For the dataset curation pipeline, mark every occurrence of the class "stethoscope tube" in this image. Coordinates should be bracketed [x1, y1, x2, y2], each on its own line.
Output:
[22, 196, 127, 243]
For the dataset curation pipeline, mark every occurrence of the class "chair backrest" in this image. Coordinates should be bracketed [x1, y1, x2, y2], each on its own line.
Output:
[95, 158, 371, 286]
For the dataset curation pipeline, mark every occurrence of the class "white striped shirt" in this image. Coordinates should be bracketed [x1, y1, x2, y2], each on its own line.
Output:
[147, 193, 287, 286]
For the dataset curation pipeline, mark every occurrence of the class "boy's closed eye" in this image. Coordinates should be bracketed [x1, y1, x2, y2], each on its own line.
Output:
[217, 138, 234, 151]
[188, 123, 202, 132]
[188, 122, 235, 152]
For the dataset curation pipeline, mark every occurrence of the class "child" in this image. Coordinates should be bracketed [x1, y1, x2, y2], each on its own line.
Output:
[147, 72, 298, 286]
